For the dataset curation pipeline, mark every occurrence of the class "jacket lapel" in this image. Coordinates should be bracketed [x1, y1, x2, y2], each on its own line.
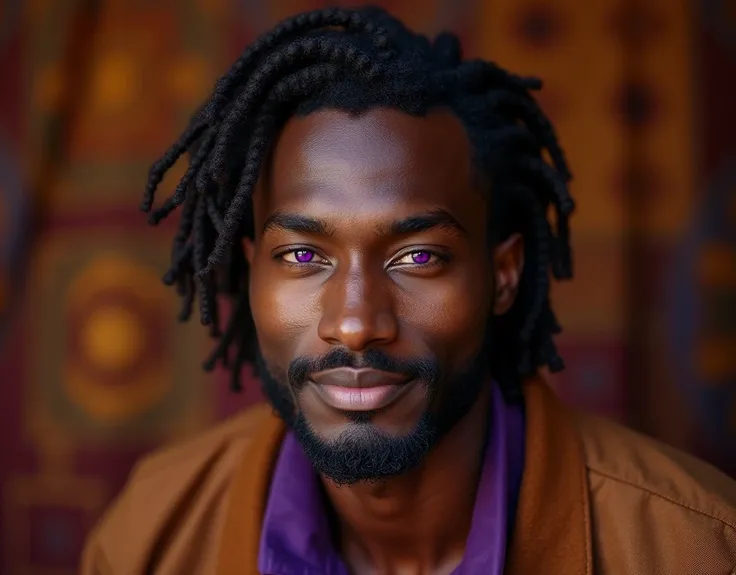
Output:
[215, 408, 285, 575]
[216, 380, 593, 575]
[505, 380, 593, 575]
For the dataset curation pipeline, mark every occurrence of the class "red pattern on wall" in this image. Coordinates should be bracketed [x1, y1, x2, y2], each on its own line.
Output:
[0, 0, 733, 572]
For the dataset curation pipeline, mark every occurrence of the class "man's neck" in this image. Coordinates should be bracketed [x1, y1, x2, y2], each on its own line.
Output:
[321, 383, 491, 575]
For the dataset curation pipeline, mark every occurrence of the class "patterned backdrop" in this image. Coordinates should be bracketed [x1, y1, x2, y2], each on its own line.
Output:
[0, 1, 734, 573]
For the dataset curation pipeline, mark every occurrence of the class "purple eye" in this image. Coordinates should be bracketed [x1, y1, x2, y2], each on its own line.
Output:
[294, 249, 315, 263]
[411, 251, 432, 264]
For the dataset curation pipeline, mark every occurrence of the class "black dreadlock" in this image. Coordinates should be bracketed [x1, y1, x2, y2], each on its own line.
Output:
[142, 6, 575, 401]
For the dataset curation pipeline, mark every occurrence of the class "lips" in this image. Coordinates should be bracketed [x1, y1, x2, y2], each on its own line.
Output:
[309, 367, 412, 412]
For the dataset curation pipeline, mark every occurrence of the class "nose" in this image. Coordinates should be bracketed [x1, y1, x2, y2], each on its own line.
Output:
[317, 266, 399, 351]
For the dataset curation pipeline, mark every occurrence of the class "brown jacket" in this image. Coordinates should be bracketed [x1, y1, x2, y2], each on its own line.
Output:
[81, 380, 736, 574]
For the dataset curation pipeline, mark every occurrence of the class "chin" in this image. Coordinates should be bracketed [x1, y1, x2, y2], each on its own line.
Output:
[301, 409, 431, 447]
[291, 409, 440, 485]
[313, 410, 426, 441]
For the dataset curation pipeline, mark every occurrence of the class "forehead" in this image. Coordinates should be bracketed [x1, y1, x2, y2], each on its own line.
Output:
[262, 108, 478, 216]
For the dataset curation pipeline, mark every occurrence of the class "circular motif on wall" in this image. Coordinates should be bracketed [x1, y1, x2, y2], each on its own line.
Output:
[0, 141, 26, 347]
[80, 305, 145, 371]
[514, 3, 563, 49]
[667, 161, 736, 445]
[614, 83, 660, 128]
[66, 290, 165, 384]
[90, 51, 141, 114]
[62, 255, 173, 425]
[167, 53, 210, 106]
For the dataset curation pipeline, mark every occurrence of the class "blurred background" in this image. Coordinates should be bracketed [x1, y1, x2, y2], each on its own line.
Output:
[0, 0, 734, 573]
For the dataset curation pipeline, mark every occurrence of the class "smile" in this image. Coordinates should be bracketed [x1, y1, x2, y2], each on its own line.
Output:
[309, 379, 415, 412]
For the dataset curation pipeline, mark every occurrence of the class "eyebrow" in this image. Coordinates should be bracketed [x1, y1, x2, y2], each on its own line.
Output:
[261, 208, 467, 238]
[262, 212, 332, 236]
[386, 209, 467, 237]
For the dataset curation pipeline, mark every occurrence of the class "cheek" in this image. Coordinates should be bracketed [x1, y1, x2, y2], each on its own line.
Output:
[249, 266, 322, 351]
[396, 269, 492, 352]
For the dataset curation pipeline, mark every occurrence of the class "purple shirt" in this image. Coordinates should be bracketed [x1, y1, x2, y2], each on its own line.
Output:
[258, 383, 525, 575]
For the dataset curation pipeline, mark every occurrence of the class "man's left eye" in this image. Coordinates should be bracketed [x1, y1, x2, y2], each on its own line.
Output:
[393, 251, 436, 265]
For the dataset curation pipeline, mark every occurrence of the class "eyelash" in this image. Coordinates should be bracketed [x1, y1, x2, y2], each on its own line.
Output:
[275, 248, 448, 269]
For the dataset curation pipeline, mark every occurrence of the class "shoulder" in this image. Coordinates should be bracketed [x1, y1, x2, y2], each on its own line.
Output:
[574, 411, 736, 520]
[81, 403, 275, 574]
[131, 402, 272, 485]
[573, 411, 736, 573]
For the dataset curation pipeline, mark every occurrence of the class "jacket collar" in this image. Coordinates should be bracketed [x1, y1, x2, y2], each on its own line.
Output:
[216, 379, 592, 575]
[505, 379, 592, 575]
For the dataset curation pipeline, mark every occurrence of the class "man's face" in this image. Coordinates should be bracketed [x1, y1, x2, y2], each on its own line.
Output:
[245, 108, 522, 485]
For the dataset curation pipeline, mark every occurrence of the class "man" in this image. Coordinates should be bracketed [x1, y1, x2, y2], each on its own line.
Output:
[82, 6, 736, 575]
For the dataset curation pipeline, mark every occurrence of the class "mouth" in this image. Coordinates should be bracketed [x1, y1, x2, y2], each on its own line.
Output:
[307, 367, 414, 412]
[309, 379, 415, 412]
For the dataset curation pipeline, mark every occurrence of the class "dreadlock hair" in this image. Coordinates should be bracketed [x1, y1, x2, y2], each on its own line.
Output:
[142, 6, 575, 402]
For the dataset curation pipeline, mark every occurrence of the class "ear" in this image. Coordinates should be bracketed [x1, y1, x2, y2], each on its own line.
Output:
[243, 238, 255, 266]
[493, 233, 524, 315]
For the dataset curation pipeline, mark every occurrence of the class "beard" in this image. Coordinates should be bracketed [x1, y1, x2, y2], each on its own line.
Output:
[255, 333, 492, 486]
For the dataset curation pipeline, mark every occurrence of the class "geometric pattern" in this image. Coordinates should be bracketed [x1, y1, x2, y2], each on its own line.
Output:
[479, 0, 630, 238]
[553, 339, 627, 420]
[668, 161, 736, 451]
[0, 1, 21, 54]
[27, 232, 208, 445]
[238, 0, 480, 41]
[479, 0, 631, 422]
[703, 0, 736, 54]
[1, 0, 735, 572]
[3, 473, 106, 575]
[0, 138, 26, 347]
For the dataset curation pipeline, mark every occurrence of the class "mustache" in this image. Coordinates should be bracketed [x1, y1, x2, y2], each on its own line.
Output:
[287, 348, 440, 390]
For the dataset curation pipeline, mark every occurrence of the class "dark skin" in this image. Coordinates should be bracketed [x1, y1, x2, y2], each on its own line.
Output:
[244, 108, 524, 574]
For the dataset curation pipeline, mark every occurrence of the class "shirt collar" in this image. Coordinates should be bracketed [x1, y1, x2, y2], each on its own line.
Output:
[257, 382, 525, 575]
